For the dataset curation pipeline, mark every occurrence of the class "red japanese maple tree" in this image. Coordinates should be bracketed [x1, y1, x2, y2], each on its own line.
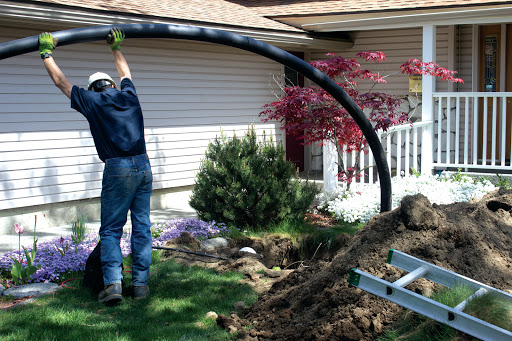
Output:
[260, 51, 463, 187]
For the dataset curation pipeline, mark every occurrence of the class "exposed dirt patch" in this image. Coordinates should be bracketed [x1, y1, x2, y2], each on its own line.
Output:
[159, 210, 351, 297]
[160, 233, 319, 296]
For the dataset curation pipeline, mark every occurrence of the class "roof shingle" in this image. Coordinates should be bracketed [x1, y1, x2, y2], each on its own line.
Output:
[234, 0, 512, 16]
[28, 0, 303, 32]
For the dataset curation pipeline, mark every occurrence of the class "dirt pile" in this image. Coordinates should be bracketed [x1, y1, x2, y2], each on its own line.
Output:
[231, 189, 512, 340]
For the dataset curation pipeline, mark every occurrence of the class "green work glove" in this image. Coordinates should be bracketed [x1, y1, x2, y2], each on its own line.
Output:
[38, 32, 57, 56]
[107, 28, 125, 51]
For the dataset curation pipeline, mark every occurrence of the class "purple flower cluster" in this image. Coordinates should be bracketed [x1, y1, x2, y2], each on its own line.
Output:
[0, 218, 230, 284]
[152, 218, 229, 245]
[0, 234, 119, 283]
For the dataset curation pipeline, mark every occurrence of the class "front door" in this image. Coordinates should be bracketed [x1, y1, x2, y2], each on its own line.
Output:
[478, 25, 512, 163]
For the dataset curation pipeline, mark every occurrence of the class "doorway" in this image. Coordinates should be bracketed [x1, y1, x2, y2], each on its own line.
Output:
[478, 24, 512, 163]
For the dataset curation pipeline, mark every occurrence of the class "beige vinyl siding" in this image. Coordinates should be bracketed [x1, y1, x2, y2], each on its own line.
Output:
[0, 25, 282, 211]
[311, 27, 453, 95]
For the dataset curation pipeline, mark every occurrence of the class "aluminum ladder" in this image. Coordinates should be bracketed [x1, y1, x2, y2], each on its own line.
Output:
[348, 249, 512, 341]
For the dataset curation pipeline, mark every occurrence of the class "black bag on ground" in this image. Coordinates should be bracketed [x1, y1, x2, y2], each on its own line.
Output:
[82, 241, 104, 294]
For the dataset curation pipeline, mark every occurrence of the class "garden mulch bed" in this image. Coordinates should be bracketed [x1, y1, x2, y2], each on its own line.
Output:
[219, 189, 512, 340]
[0, 296, 34, 310]
[304, 211, 339, 228]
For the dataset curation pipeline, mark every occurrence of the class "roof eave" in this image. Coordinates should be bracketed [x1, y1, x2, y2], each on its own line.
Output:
[274, 5, 512, 32]
[0, 1, 352, 49]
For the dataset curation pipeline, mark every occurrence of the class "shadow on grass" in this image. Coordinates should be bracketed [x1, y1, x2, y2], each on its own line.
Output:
[0, 257, 257, 341]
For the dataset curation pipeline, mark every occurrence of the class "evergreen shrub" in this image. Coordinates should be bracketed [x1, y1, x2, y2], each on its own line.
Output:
[189, 128, 319, 230]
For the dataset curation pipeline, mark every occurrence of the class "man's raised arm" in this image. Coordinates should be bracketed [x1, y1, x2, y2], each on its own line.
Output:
[108, 28, 131, 81]
[39, 32, 73, 99]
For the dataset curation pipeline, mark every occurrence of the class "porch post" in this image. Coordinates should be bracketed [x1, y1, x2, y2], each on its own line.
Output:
[421, 24, 436, 175]
[323, 140, 338, 193]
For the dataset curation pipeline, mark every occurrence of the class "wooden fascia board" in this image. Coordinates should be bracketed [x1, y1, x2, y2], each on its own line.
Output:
[273, 5, 512, 32]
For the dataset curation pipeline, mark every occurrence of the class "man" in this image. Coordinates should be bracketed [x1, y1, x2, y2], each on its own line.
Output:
[39, 28, 152, 304]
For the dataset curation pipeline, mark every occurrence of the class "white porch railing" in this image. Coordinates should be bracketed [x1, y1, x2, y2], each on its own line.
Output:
[345, 121, 431, 184]
[433, 92, 512, 171]
[342, 92, 512, 185]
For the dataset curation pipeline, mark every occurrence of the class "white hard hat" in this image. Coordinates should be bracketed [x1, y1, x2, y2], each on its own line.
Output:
[88, 72, 117, 90]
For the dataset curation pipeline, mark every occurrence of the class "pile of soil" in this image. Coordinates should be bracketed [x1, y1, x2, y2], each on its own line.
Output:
[226, 189, 512, 340]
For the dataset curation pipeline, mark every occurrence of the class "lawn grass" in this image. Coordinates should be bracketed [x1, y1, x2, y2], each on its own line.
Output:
[464, 291, 512, 331]
[0, 251, 257, 341]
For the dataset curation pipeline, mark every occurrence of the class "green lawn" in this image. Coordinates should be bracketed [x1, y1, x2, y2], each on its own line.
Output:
[0, 253, 257, 341]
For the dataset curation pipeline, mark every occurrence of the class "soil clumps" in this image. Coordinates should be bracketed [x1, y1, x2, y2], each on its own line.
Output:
[227, 189, 512, 340]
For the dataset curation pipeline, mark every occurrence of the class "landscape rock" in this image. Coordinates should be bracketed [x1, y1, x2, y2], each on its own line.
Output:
[227, 325, 238, 334]
[201, 237, 229, 252]
[206, 311, 218, 319]
[3, 282, 59, 299]
[263, 268, 282, 278]
[239, 247, 257, 254]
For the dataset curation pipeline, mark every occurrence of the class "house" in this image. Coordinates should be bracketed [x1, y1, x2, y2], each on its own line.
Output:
[266, 0, 512, 188]
[1, 0, 511, 234]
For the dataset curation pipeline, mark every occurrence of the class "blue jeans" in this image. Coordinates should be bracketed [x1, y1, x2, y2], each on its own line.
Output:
[99, 154, 153, 287]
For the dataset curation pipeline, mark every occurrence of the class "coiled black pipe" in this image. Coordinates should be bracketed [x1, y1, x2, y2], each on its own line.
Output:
[0, 23, 392, 212]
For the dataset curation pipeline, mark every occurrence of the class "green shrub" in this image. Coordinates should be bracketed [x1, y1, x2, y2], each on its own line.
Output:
[495, 173, 512, 189]
[189, 127, 319, 230]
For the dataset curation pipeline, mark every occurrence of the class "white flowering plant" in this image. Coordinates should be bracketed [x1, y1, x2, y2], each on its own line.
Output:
[317, 171, 497, 224]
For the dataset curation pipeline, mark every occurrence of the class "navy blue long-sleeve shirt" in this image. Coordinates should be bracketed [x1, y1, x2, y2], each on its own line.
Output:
[71, 78, 146, 162]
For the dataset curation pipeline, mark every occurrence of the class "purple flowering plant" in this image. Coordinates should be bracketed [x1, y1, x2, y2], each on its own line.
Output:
[0, 218, 231, 286]
[152, 218, 230, 244]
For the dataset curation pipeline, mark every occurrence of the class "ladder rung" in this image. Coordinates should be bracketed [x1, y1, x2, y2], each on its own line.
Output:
[454, 288, 488, 311]
[393, 265, 429, 288]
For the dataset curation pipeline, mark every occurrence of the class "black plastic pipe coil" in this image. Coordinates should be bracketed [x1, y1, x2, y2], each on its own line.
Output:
[0, 23, 392, 212]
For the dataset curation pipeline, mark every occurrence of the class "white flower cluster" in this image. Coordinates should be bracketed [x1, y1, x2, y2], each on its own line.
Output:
[317, 172, 496, 224]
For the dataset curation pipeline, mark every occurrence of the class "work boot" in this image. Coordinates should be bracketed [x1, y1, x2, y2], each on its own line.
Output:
[133, 285, 149, 300]
[98, 283, 122, 305]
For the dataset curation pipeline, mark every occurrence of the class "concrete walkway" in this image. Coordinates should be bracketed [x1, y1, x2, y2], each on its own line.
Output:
[0, 190, 197, 257]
